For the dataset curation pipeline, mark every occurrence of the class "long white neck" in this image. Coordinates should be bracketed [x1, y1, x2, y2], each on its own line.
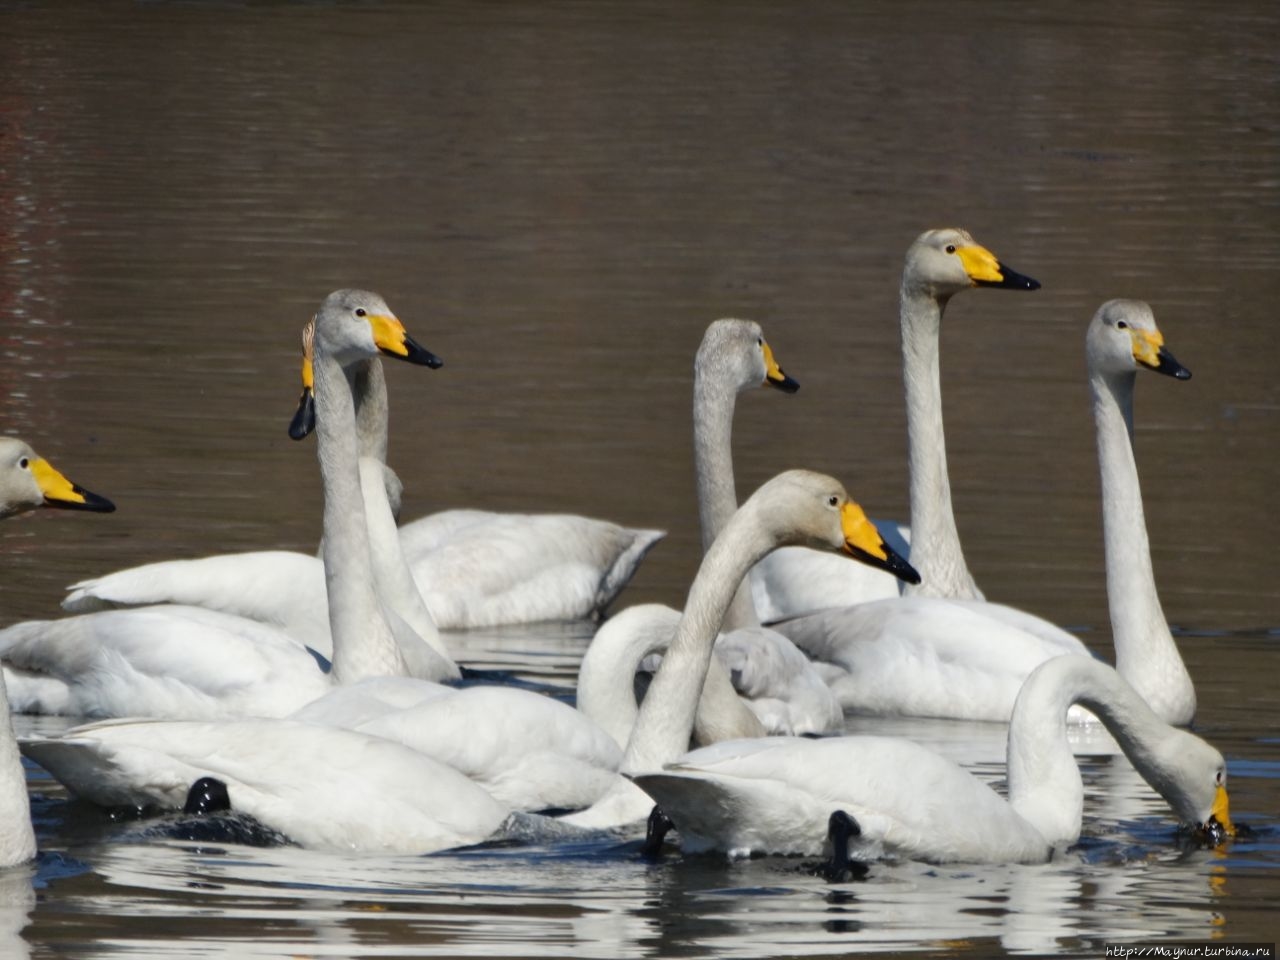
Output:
[1091, 369, 1195, 724]
[1006, 656, 1194, 850]
[693, 360, 759, 631]
[900, 287, 982, 600]
[622, 496, 778, 775]
[313, 350, 409, 683]
[0, 671, 36, 867]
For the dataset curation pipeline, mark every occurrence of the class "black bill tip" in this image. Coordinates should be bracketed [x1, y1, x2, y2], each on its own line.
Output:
[978, 262, 1041, 291]
[47, 486, 116, 513]
[848, 541, 921, 585]
[1152, 346, 1192, 380]
[288, 388, 317, 440]
[768, 371, 801, 394]
[391, 334, 444, 368]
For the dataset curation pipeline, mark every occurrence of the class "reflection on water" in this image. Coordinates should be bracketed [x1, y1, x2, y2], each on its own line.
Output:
[2, 0, 1278, 956]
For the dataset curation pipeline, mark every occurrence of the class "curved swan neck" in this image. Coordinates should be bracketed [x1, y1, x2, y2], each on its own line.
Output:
[899, 287, 981, 600]
[1091, 369, 1195, 724]
[0, 673, 36, 866]
[693, 357, 759, 632]
[622, 497, 775, 775]
[313, 351, 408, 683]
[1006, 656, 1193, 848]
[576, 605, 681, 748]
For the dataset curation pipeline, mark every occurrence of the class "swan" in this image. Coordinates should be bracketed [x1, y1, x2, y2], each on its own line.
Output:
[773, 300, 1196, 724]
[62, 325, 664, 634]
[23, 470, 916, 846]
[750, 228, 1040, 620]
[561, 470, 919, 830]
[0, 438, 114, 868]
[632, 655, 1232, 864]
[1, 290, 458, 719]
[580, 319, 841, 743]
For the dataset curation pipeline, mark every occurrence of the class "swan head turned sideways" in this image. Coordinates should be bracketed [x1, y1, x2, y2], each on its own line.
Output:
[0, 437, 116, 520]
[1087, 299, 1192, 381]
[288, 317, 318, 440]
[698, 319, 799, 395]
[312, 289, 444, 370]
[757, 470, 920, 584]
[903, 228, 1041, 300]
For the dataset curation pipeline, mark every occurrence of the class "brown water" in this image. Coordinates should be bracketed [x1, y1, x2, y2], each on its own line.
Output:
[0, 1, 1277, 957]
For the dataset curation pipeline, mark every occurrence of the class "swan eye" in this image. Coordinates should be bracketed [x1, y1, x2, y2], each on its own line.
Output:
[18, 457, 29, 470]
[827, 495, 839, 508]
[1216, 769, 1225, 785]
[757, 337, 764, 347]
[1116, 320, 1128, 330]
[945, 244, 956, 254]
[355, 308, 367, 317]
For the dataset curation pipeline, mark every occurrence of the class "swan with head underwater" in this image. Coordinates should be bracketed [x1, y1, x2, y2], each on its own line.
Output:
[61, 329, 663, 638]
[773, 297, 1197, 725]
[0, 437, 115, 867]
[578, 318, 847, 746]
[0, 291, 461, 720]
[22, 467, 917, 849]
[750, 227, 1043, 618]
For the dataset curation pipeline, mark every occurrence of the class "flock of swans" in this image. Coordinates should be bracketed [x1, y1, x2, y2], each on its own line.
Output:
[0, 227, 1235, 876]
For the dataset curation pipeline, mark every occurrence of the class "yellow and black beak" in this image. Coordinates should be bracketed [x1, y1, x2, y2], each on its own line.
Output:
[840, 501, 920, 585]
[288, 322, 317, 440]
[956, 244, 1041, 291]
[762, 341, 800, 394]
[1132, 328, 1191, 380]
[368, 313, 443, 369]
[31, 458, 115, 513]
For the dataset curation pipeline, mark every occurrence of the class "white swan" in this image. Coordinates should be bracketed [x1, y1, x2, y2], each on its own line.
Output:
[0, 438, 115, 867]
[773, 300, 1197, 724]
[632, 655, 1232, 864]
[62, 325, 663, 634]
[1, 290, 458, 719]
[750, 228, 1040, 620]
[581, 319, 842, 742]
[562, 470, 919, 830]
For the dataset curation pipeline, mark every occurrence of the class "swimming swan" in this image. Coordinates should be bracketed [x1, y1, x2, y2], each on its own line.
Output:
[750, 228, 1040, 619]
[632, 655, 1231, 864]
[579, 319, 841, 745]
[561, 470, 919, 830]
[0, 290, 456, 719]
[0, 437, 114, 867]
[775, 300, 1196, 724]
[62, 326, 663, 634]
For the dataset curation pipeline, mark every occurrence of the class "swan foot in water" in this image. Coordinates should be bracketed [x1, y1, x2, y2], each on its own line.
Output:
[808, 810, 869, 883]
[121, 777, 290, 848]
[640, 805, 675, 859]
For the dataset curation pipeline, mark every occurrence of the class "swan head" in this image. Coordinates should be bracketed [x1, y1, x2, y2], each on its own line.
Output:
[312, 289, 443, 370]
[0, 437, 116, 520]
[1087, 299, 1192, 381]
[1137, 726, 1234, 844]
[751, 470, 920, 584]
[698, 319, 799, 396]
[904, 228, 1040, 299]
[289, 317, 319, 439]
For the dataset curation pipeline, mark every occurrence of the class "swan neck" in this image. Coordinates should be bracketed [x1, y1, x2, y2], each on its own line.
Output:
[0, 672, 36, 866]
[313, 352, 408, 683]
[693, 368, 759, 631]
[576, 606, 677, 748]
[899, 287, 980, 599]
[622, 500, 774, 774]
[352, 358, 390, 463]
[1091, 370, 1195, 724]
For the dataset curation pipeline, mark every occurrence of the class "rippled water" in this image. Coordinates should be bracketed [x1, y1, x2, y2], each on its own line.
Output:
[1, 0, 1277, 956]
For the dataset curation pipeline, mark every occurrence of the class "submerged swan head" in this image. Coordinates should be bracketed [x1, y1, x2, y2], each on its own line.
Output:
[903, 228, 1041, 300]
[312, 289, 443, 370]
[752, 470, 920, 584]
[0, 437, 116, 520]
[697, 319, 799, 396]
[1087, 299, 1192, 381]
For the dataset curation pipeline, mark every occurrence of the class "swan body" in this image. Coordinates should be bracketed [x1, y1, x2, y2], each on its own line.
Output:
[64, 329, 663, 632]
[2, 290, 456, 720]
[0, 438, 115, 867]
[561, 470, 919, 831]
[632, 657, 1230, 864]
[750, 228, 1040, 618]
[775, 298, 1195, 724]
[20, 718, 509, 854]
